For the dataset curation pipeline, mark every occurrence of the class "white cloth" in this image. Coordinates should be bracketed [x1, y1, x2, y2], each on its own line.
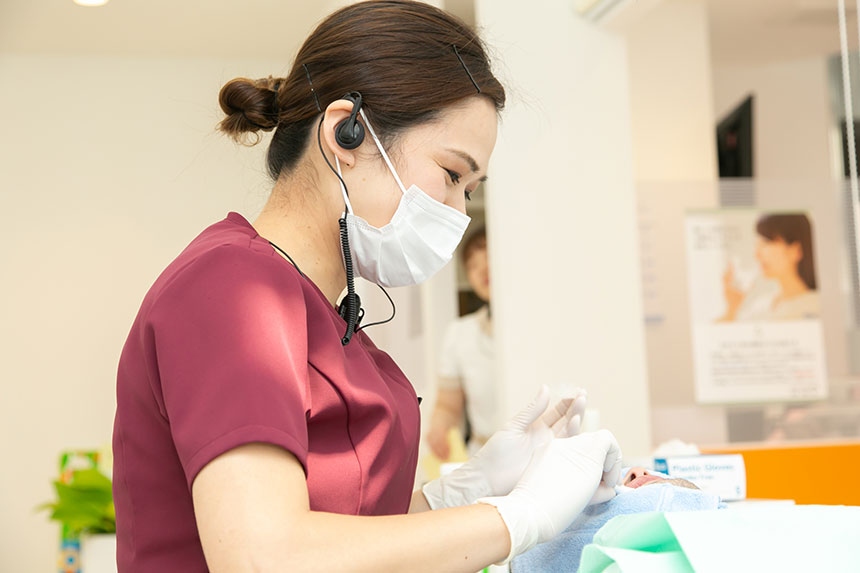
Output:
[755, 290, 819, 320]
[437, 306, 497, 439]
[737, 281, 820, 321]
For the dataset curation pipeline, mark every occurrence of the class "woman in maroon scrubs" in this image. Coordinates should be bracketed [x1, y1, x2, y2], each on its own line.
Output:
[112, 2, 622, 570]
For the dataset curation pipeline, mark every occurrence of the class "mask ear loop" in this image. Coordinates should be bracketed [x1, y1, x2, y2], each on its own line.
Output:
[359, 108, 407, 194]
[334, 156, 354, 214]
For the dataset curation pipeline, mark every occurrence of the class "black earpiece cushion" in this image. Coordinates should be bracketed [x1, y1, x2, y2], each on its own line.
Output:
[335, 118, 365, 150]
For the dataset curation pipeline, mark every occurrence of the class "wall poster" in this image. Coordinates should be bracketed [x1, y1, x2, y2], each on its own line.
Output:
[685, 209, 827, 404]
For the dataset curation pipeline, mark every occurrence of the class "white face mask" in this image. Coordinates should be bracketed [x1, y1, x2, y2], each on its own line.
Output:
[334, 109, 471, 288]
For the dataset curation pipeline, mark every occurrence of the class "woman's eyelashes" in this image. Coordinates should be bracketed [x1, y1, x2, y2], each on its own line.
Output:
[445, 168, 461, 185]
[444, 168, 472, 201]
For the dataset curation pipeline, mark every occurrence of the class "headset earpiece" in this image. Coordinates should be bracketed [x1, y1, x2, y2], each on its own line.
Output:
[335, 119, 364, 149]
[334, 91, 365, 150]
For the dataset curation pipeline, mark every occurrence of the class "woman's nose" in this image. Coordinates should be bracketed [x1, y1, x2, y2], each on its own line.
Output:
[444, 188, 468, 215]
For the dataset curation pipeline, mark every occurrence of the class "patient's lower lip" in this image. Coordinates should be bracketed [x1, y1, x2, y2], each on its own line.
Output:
[627, 475, 663, 489]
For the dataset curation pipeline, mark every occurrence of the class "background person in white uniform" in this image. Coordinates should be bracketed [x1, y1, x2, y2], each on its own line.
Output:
[428, 227, 497, 458]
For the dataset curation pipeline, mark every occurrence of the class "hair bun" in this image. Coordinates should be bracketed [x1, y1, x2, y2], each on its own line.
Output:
[218, 76, 282, 144]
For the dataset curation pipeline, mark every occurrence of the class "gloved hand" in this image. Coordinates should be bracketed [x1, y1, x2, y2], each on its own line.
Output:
[422, 385, 587, 510]
[477, 429, 623, 563]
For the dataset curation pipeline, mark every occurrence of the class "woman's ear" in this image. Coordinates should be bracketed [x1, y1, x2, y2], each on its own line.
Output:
[321, 99, 359, 168]
[788, 241, 804, 264]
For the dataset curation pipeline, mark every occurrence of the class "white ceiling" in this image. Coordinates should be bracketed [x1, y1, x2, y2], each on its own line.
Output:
[0, 0, 350, 59]
[1, 0, 857, 66]
[707, 0, 859, 66]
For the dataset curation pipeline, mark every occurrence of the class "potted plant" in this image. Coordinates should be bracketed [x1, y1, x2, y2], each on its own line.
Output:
[39, 467, 116, 573]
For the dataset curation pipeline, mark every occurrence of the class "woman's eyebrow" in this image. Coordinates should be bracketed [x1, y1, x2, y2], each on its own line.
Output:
[446, 148, 488, 182]
[447, 148, 480, 172]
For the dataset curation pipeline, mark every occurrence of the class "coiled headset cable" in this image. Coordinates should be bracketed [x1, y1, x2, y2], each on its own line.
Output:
[316, 112, 395, 345]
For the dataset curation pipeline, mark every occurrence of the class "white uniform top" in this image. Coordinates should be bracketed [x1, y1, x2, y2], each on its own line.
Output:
[437, 305, 498, 440]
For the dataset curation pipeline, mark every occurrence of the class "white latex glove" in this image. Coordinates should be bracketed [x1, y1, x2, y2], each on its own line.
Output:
[422, 384, 587, 510]
[477, 429, 623, 563]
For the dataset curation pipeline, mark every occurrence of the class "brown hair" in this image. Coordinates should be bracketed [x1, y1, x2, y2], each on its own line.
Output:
[218, 0, 505, 181]
[461, 226, 487, 265]
[756, 213, 817, 290]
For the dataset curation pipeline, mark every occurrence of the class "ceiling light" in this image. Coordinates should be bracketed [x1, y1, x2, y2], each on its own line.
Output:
[74, 0, 110, 6]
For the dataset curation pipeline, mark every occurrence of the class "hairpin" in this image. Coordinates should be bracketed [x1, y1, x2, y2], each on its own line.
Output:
[452, 45, 481, 94]
[302, 63, 323, 112]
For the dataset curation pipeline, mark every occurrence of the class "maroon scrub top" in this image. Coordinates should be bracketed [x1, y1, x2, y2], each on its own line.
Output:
[112, 212, 420, 571]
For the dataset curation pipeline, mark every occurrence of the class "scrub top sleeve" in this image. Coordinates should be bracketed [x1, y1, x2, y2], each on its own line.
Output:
[149, 245, 311, 490]
[436, 320, 462, 383]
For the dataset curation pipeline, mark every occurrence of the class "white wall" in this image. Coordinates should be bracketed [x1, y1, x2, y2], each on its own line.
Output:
[475, 0, 652, 457]
[0, 52, 281, 572]
[713, 57, 833, 180]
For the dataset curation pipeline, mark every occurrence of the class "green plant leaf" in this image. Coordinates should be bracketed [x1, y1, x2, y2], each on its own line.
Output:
[34, 502, 56, 513]
[37, 467, 116, 535]
[54, 480, 112, 507]
[70, 468, 112, 492]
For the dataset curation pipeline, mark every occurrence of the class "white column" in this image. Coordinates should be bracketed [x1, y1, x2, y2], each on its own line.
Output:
[625, 0, 718, 182]
[475, 0, 652, 457]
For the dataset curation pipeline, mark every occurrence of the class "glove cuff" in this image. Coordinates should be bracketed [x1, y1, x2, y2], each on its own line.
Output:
[421, 463, 492, 510]
[475, 495, 540, 565]
[421, 479, 447, 511]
